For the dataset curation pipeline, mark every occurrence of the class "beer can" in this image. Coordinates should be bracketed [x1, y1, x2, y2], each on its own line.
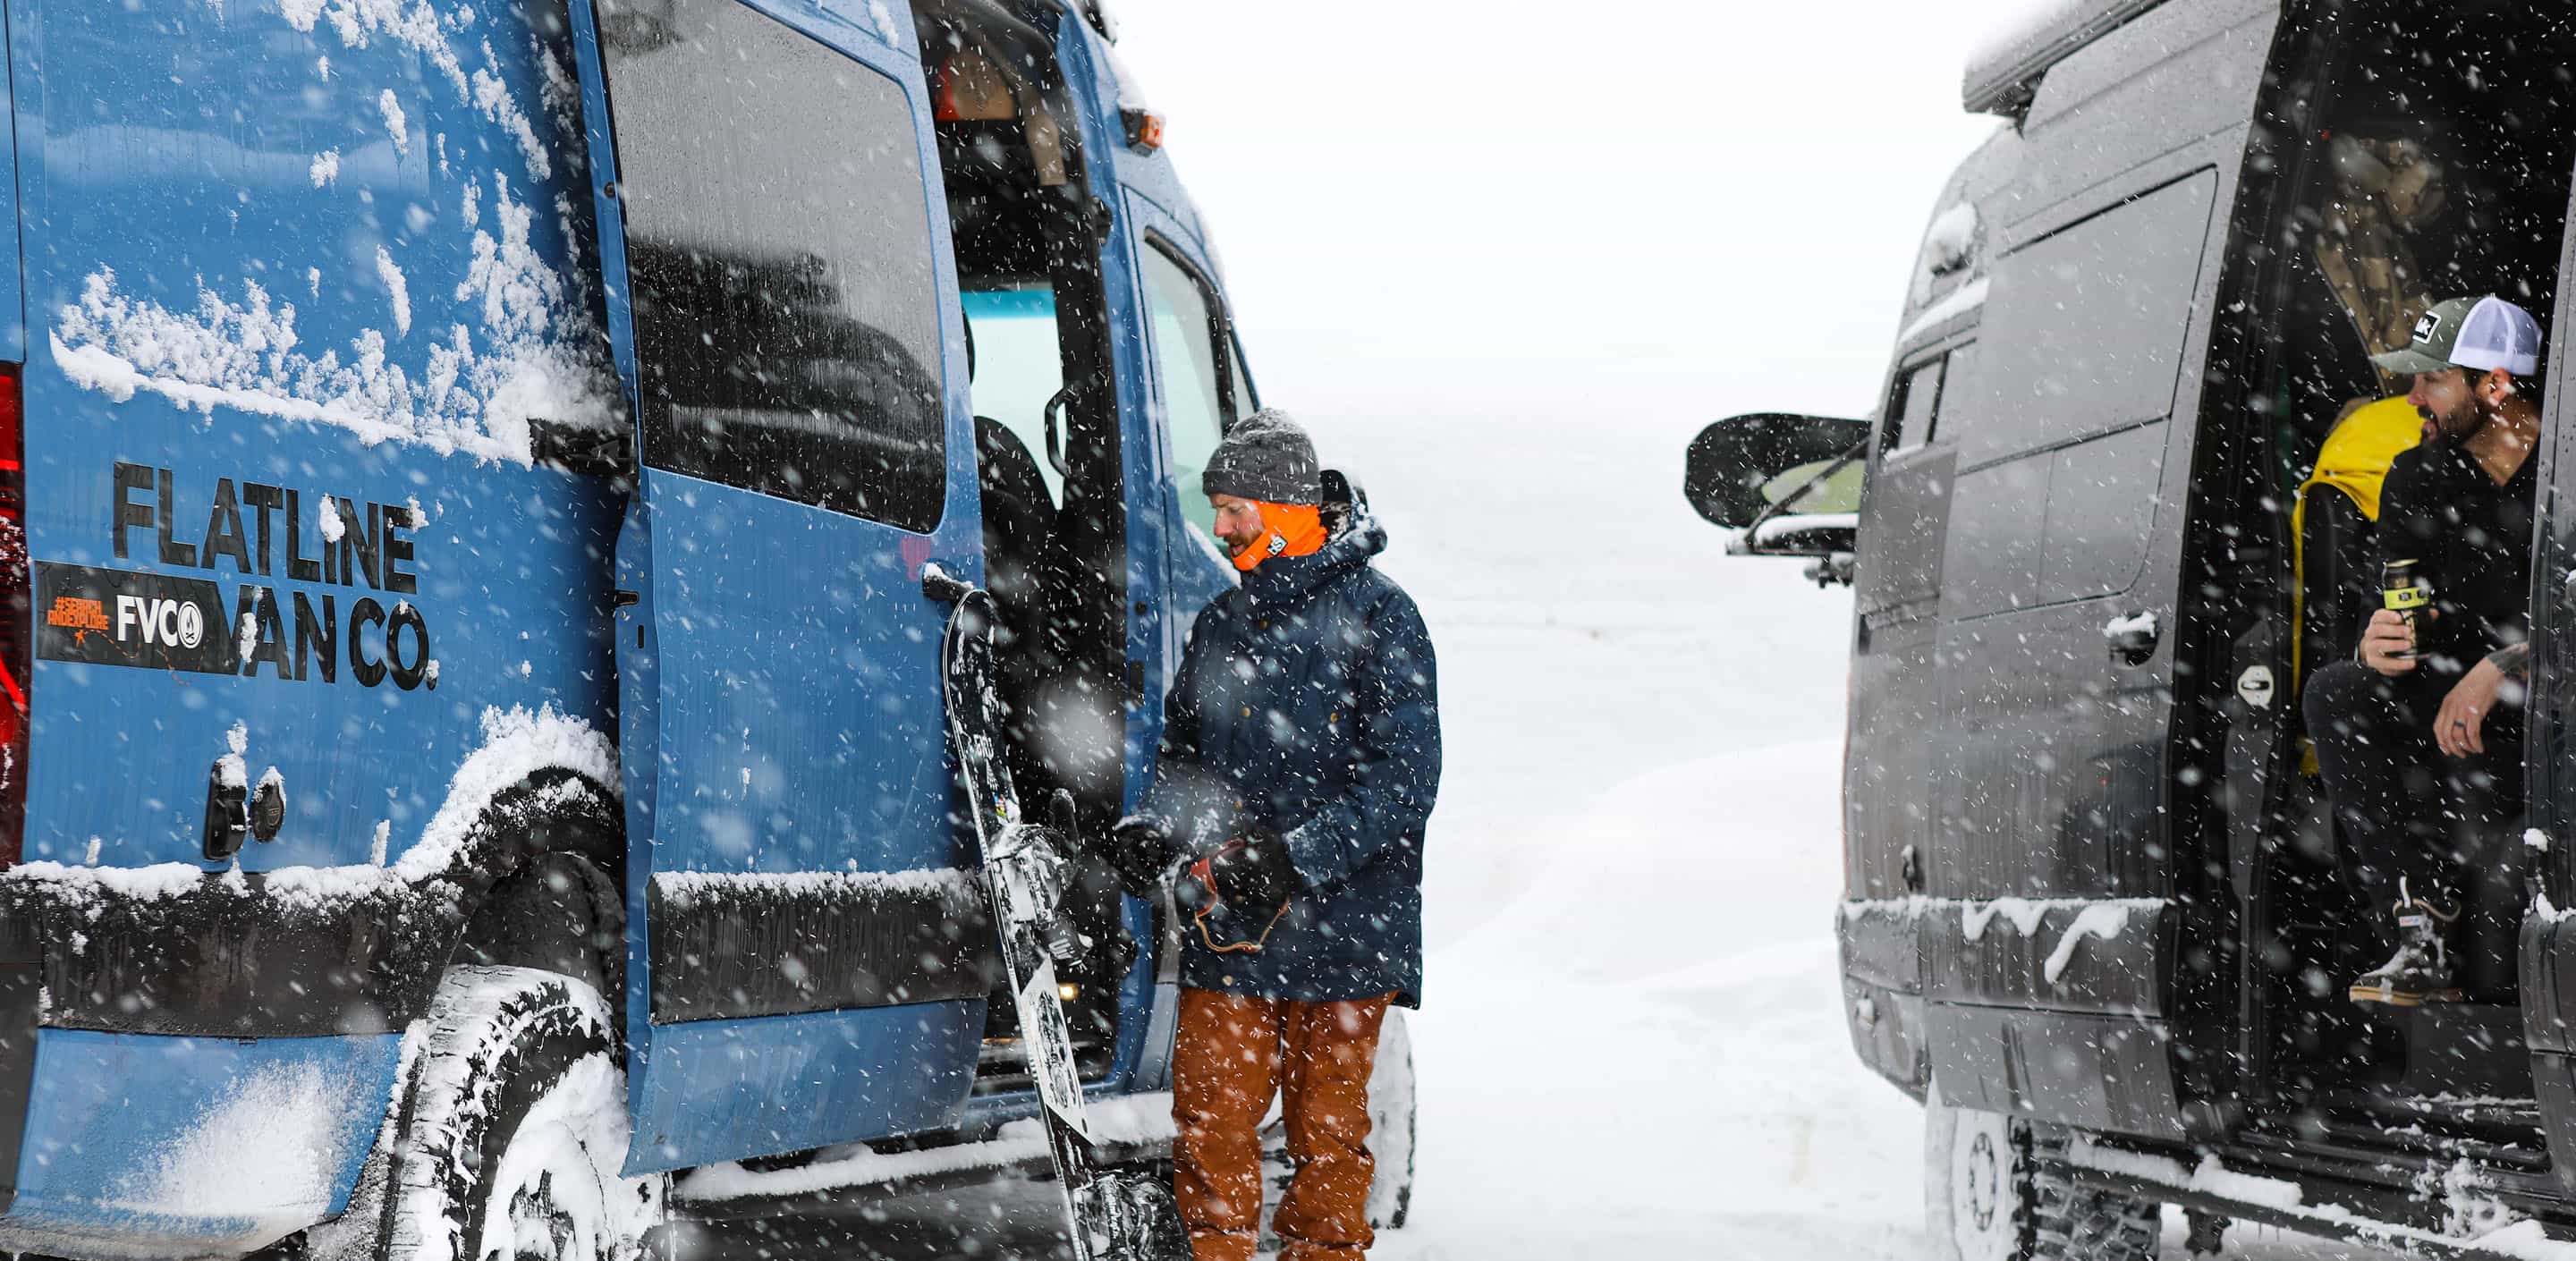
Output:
[2383, 558, 2430, 660]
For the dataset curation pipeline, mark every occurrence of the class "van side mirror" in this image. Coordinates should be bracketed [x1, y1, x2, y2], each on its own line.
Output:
[1683, 412, 1869, 528]
[1683, 413, 1868, 585]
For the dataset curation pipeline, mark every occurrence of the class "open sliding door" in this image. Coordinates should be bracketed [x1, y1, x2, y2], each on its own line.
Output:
[567, 0, 991, 1172]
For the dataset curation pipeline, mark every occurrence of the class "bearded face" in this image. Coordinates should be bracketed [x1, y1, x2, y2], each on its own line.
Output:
[2410, 368, 2493, 442]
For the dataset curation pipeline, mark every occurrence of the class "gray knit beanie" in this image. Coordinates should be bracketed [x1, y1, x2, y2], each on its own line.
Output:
[1199, 409, 1321, 505]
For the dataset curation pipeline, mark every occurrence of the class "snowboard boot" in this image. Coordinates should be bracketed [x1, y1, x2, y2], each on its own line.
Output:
[2348, 886, 2463, 1007]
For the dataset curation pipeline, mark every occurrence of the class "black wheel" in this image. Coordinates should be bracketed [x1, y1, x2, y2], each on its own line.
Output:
[377, 967, 663, 1261]
[1927, 1082, 2039, 1261]
[1925, 1084, 2159, 1261]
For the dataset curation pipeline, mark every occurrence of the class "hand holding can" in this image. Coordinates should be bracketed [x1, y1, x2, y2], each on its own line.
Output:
[2382, 558, 2430, 661]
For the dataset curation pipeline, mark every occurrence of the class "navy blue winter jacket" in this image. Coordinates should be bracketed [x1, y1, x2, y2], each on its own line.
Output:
[1141, 520, 1441, 1006]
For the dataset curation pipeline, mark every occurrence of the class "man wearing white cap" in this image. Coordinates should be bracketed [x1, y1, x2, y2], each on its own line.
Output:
[2304, 293, 2545, 1008]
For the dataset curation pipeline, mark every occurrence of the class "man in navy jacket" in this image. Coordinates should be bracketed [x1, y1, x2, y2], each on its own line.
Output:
[1117, 410, 1440, 1261]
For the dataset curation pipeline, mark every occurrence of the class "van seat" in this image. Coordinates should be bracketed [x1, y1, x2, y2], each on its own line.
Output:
[975, 413, 1055, 656]
[975, 415, 1063, 807]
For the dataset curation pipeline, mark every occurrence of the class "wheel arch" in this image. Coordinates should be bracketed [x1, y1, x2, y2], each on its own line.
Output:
[439, 768, 630, 1031]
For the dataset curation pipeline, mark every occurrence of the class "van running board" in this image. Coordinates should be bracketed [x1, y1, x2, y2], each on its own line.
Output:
[666, 1092, 1179, 1220]
[2058, 1104, 2576, 1258]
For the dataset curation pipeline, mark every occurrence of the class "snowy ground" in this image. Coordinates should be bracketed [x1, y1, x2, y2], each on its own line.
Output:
[1323, 410, 1924, 1258]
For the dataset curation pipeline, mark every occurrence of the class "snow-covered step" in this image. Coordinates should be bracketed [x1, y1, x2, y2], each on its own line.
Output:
[670, 1093, 1176, 1207]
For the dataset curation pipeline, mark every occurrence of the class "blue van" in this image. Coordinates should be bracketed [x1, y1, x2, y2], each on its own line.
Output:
[0, 2, 1413, 1258]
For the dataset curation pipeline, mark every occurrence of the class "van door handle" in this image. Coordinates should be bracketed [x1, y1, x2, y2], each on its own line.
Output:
[2105, 612, 2160, 666]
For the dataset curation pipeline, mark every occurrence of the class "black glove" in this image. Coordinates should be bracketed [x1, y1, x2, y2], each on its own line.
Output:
[1102, 815, 1174, 895]
[1208, 826, 1300, 912]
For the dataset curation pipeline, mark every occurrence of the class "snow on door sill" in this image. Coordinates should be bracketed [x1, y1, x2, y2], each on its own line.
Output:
[671, 1093, 1175, 1203]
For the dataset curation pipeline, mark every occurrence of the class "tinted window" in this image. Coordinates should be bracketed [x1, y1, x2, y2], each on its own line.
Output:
[1953, 171, 2216, 467]
[1888, 359, 1944, 453]
[604, 0, 945, 530]
[1141, 243, 1229, 539]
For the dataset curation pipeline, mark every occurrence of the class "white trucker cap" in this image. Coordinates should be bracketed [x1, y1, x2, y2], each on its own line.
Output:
[2372, 294, 2544, 377]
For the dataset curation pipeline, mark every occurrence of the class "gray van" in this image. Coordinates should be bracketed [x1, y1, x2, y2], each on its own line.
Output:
[1689, 1, 2576, 1256]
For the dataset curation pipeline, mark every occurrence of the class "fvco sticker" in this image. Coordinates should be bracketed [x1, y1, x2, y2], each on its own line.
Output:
[116, 594, 205, 650]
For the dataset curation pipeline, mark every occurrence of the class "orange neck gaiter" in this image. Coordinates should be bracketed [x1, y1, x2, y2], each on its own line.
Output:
[1232, 503, 1327, 572]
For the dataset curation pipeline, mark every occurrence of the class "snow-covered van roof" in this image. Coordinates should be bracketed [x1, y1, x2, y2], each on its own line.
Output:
[1965, 0, 2171, 116]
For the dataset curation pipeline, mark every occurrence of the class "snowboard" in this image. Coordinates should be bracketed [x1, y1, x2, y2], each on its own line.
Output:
[931, 570, 1185, 1261]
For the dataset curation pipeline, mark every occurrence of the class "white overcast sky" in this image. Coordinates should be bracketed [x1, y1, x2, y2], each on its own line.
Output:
[1109, 1, 2045, 433]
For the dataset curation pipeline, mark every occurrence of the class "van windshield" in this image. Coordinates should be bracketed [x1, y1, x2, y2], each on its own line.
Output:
[963, 287, 1068, 504]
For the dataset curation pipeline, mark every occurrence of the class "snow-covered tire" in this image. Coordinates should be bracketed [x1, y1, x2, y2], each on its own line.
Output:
[1927, 1082, 2039, 1261]
[2029, 1168, 2159, 1261]
[378, 966, 662, 1261]
[1925, 1084, 2158, 1261]
[1258, 1007, 1418, 1234]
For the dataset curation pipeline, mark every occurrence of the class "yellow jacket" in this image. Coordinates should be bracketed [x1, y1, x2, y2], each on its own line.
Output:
[2292, 395, 2422, 687]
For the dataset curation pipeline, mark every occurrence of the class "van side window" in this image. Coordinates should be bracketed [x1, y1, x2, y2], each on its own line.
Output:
[1140, 241, 1231, 539]
[1885, 343, 1979, 454]
[606, 0, 946, 531]
[1888, 359, 1945, 453]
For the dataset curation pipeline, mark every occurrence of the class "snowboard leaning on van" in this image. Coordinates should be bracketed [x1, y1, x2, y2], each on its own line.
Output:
[930, 568, 1186, 1261]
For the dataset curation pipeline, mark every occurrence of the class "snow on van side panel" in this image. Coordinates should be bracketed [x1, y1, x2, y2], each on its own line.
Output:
[44, 3, 614, 462]
[11, 0, 623, 871]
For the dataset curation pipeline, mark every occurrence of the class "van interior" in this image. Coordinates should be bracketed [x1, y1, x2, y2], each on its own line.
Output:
[2220, 1, 2576, 1135]
[915, 0, 1137, 1091]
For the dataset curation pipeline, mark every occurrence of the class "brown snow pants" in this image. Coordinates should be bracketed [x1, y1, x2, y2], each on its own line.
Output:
[1173, 986, 1393, 1261]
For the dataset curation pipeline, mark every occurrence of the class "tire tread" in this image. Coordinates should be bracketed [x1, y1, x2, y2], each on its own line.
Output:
[2029, 1132, 2159, 1261]
[1928, 1091, 2159, 1261]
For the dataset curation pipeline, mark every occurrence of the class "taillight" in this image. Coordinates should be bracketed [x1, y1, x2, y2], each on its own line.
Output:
[0, 366, 27, 867]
